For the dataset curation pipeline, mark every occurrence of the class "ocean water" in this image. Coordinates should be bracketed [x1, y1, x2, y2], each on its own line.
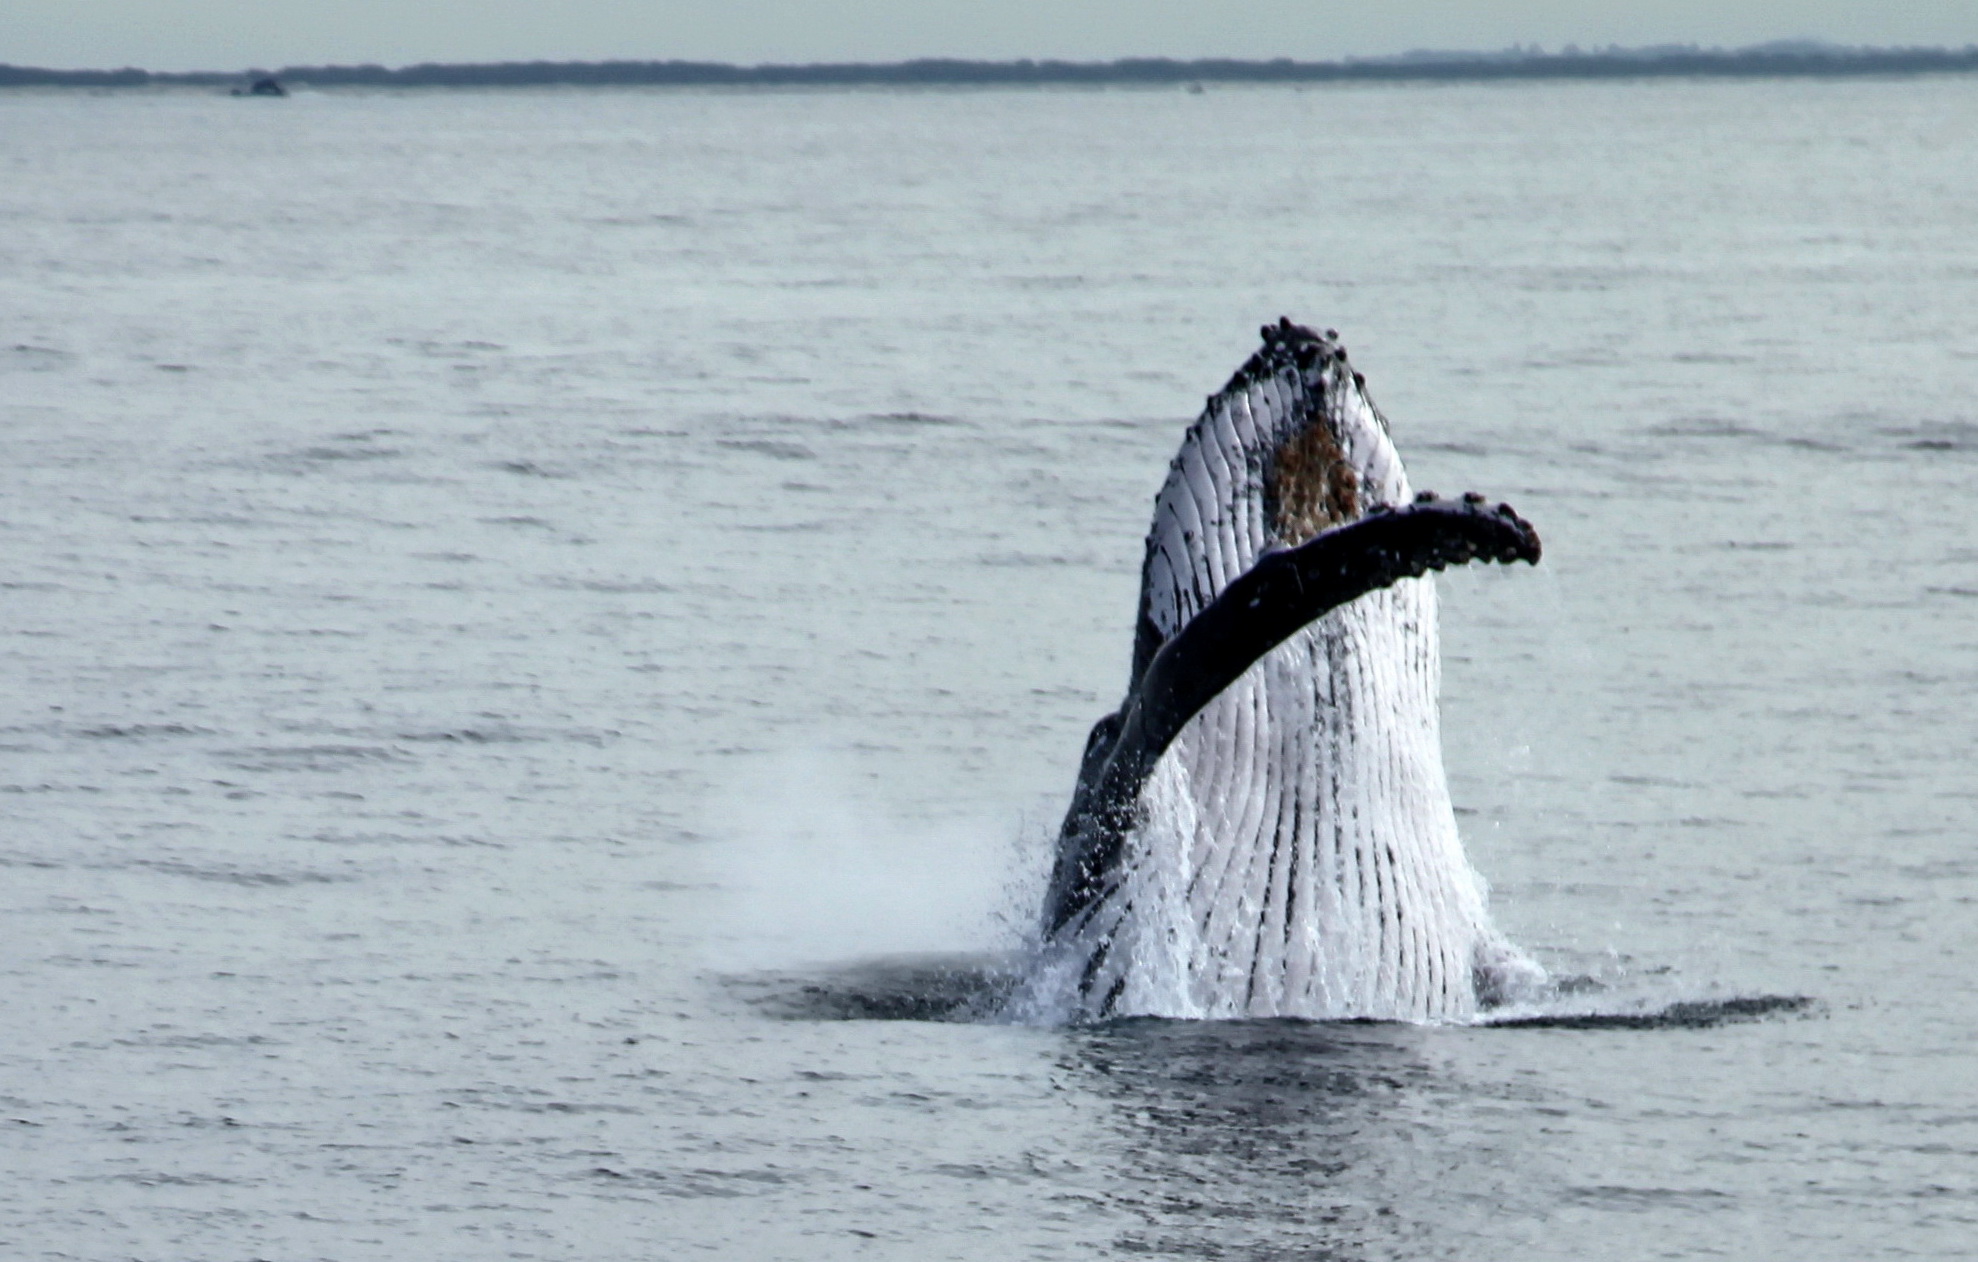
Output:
[3, 76, 1976, 1260]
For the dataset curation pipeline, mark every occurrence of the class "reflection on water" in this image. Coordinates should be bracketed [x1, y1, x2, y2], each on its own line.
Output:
[1063, 1018, 1430, 1260]
[739, 956, 1823, 1258]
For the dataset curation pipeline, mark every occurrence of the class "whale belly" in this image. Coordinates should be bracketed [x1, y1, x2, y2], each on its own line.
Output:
[1094, 579, 1492, 1021]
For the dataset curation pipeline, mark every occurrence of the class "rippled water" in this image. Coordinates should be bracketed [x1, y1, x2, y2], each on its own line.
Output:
[3, 78, 1976, 1258]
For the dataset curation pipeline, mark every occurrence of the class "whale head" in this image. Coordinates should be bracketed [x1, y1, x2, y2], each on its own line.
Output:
[1246, 319, 1411, 548]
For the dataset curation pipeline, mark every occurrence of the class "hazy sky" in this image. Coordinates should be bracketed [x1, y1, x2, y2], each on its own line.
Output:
[8, 1, 1977, 72]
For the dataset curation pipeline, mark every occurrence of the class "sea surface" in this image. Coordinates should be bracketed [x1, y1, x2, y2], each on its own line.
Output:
[3, 77, 1976, 1260]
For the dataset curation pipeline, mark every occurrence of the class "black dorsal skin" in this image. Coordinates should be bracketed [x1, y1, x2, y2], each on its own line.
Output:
[1042, 494, 1541, 937]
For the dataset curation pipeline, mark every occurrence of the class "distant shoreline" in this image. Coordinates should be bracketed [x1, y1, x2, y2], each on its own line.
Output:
[6, 44, 1978, 90]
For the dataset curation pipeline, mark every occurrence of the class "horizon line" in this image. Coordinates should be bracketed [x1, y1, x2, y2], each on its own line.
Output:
[7, 42, 1978, 88]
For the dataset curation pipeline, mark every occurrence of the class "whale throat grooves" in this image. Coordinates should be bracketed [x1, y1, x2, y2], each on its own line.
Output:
[1038, 319, 1541, 1023]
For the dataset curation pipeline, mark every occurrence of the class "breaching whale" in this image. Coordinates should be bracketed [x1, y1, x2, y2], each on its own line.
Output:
[1038, 320, 1543, 1023]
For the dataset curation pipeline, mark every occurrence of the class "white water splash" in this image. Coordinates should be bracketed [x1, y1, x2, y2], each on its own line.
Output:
[698, 750, 1028, 971]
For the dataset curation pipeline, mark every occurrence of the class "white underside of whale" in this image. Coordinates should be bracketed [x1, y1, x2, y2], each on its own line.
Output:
[1035, 345, 1531, 1023]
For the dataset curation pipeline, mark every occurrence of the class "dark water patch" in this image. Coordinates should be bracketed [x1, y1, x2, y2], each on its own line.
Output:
[447, 1087, 639, 1116]
[389, 725, 615, 748]
[1926, 586, 1978, 599]
[1564, 1184, 1735, 1211]
[1484, 994, 1816, 1030]
[976, 551, 1099, 568]
[536, 575, 673, 594]
[717, 438, 816, 460]
[311, 829, 505, 849]
[256, 627, 367, 640]
[584, 1166, 790, 1197]
[842, 411, 974, 431]
[1741, 784, 1813, 799]
[1524, 349, 1627, 369]
[0, 853, 64, 869]
[131, 860, 357, 887]
[479, 515, 555, 528]
[90, 1172, 250, 1187]
[494, 458, 572, 478]
[1030, 683, 1102, 701]
[1075, 1014, 1428, 1072]
[289, 445, 403, 464]
[736, 954, 1023, 1022]
[1670, 350, 1755, 364]
[1008, 274, 1089, 291]
[1644, 418, 1767, 440]
[390, 337, 505, 358]
[1887, 421, 1978, 452]
[125, 512, 261, 527]
[393, 728, 533, 744]
[735, 519, 834, 533]
[587, 212, 692, 227]
[1636, 420, 1852, 456]
[215, 744, 410, 771]
[1896, 859, 1978, 880]
[77, 723, 214, 739]
[6, 343, 75, 370]
[113, 1032, 278, 1049]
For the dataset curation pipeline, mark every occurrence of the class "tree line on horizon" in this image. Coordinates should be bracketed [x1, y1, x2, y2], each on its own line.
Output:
[5, 43, 1978, 89]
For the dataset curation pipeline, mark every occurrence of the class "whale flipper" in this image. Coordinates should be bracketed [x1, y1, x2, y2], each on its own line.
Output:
[1043, 496, 1539, 935]
[1038, 319, 1543, 1021]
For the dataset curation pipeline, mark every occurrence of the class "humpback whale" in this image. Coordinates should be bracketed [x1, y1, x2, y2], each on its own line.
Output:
[1038, 320, 1543, 1023]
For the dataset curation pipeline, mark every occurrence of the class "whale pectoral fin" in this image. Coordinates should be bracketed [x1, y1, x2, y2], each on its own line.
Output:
[1042, 792, 1138, 937]
[1043, 495, 1540, 936]
[1079, 711, 1123, 778]
[1115, 495, 1539, 787]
